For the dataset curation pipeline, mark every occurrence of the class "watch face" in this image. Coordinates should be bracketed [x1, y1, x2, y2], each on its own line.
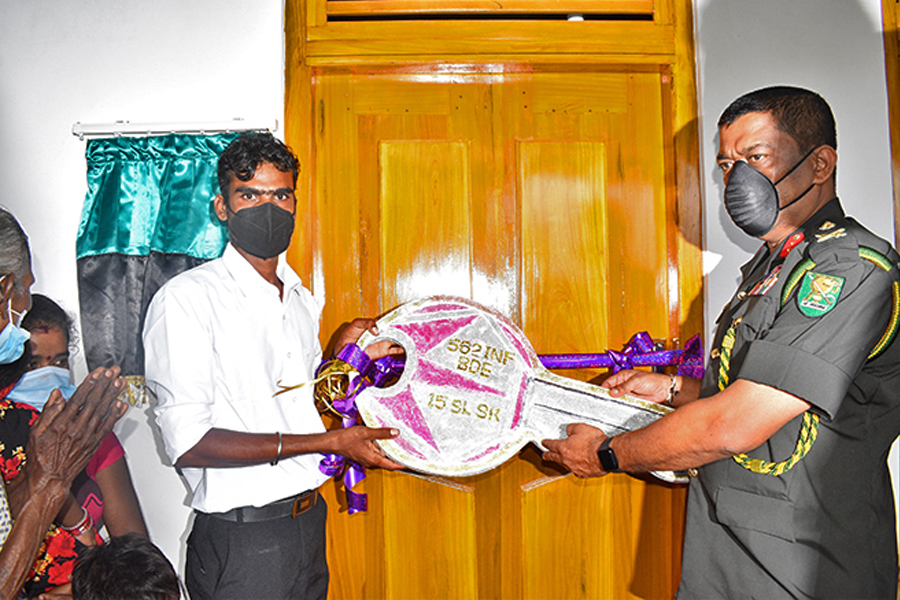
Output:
[597, 442, 618, 473]
[598, 451, 613, 472]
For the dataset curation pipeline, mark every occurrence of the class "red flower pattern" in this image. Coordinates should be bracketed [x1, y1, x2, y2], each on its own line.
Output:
[1, 452, 23, 481]
[0, 389, 95, 597]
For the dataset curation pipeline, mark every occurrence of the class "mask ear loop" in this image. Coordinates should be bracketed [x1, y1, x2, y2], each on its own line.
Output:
[223, 195, 236, 218]
[774, 146, 818, 212]
[8, 305, 25, 328]
[0, 275, 27, 327]
[0, 276, 12, 326]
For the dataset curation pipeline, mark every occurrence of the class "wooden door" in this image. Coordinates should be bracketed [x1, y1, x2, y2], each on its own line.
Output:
[303, 67, 688, 599]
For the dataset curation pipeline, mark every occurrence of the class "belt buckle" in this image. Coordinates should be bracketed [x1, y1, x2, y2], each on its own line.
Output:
[292, 490, 317, 518]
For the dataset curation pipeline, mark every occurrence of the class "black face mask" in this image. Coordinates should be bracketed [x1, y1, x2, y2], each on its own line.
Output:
[226, 202, 295, 259]
[724, 147, 816, 238]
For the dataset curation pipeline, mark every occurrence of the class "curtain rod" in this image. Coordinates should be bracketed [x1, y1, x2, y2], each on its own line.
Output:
[71, 118, 278, 140]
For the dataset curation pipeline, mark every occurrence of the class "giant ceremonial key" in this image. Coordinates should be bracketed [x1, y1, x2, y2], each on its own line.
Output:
[354, 297, 687, 483]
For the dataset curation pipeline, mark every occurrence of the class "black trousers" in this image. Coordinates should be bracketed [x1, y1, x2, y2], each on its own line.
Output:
[185, 497, 328, 600]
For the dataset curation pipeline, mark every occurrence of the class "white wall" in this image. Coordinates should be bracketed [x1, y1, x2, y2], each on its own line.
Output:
[693, 0, 899, 528]
[0, 0, 285, 573]
[0, 0, 897, 580]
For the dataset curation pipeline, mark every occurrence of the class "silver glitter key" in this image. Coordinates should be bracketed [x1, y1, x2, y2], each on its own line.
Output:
[355, 296, 686, 483]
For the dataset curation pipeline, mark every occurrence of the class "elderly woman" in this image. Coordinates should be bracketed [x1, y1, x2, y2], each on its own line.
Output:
[0, 208, 127, 599]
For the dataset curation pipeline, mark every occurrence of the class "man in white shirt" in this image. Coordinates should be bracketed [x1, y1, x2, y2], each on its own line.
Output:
[143, 133, 401, 600]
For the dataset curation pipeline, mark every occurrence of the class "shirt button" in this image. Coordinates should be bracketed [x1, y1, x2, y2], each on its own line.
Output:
[710, 348, 720, 359]
[737, 291, 747, 300]
[732, 317, 743, 327]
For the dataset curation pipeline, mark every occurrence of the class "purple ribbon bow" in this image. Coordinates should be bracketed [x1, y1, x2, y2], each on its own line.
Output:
[317, 344, 374, 514]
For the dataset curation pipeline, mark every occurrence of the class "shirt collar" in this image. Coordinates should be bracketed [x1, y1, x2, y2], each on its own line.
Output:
[772, 196, 844, 258]
[741, 197, 845, 278]
[277, 253, 304, 297]
[221, 243, 304, 298]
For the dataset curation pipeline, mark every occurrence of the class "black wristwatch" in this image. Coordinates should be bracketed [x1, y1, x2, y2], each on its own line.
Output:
[597, 437, 620, 473]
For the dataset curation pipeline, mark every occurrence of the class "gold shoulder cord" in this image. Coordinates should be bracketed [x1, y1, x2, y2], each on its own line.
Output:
[717, 247, 899, 476]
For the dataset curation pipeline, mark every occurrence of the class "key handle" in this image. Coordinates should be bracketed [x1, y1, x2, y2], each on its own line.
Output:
[356, 297, 537, 476]
[356, 296, 682, 481]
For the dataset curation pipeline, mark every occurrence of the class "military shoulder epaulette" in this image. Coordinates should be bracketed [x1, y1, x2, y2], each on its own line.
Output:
[783, 234, 900, 359]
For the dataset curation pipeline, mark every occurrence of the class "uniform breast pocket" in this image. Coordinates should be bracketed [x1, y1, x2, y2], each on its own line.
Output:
[715, 486, 795, 542]
[731, 295, 778, 346]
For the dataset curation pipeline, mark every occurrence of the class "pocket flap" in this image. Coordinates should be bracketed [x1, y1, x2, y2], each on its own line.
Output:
[715, 486, 795, 542]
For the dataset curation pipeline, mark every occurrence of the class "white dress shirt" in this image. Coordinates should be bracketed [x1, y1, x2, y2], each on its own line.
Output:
[143, 244, 329, 513]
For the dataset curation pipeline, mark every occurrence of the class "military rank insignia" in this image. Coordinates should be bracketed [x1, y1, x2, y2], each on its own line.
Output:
[797, 271, 845, 317]
[815, 228, 846, 243]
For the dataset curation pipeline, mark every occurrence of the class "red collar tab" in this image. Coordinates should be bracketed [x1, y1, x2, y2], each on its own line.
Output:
[779, 232, 805, 258]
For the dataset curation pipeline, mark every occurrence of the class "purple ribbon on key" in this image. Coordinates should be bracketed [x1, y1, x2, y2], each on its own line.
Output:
[319, 332, 704, 512]
[317, 344, 373, 514]
[539, 332, 705, 378]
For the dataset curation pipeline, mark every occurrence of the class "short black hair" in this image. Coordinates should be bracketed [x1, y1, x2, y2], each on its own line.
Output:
[718, 86, 837, 154]
[72, 534, 181, 600]
[216, 132, 299, 201]
[22, 294, 76, 347]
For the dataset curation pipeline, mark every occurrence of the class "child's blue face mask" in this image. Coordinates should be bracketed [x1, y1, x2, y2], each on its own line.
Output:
[7, 366, 76, 412]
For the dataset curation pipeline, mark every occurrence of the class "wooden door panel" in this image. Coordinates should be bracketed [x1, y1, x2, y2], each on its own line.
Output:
[354, 79, 452, 115]
[314, 68, 686, 600]
[521, 475, 681, 599]
[352, 76, 494, 317]
[530, 74, 628, 115]
[382, 472, 477, 598]
[605, 75, 669, 342]
[315, 74, 362, 337]
[379, 140, 472, 306]
[519, 140, 610, 355]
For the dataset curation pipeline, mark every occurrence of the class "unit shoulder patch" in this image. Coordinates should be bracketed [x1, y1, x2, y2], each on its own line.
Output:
[797, 271, 845, 317]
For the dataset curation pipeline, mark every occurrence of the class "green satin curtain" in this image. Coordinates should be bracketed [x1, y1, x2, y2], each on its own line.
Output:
[76, 133, 239, 375]
[77, 133, 237, 259]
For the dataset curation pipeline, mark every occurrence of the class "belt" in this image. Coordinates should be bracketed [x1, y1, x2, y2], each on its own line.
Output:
[204, 489, 318, 523]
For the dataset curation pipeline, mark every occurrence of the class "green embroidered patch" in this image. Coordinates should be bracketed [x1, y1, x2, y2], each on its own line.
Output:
[797, 271, 845, 317]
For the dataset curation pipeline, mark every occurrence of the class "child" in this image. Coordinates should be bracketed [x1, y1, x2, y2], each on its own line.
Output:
[5, 295, 147, 597]
[72, 533, 181, 600]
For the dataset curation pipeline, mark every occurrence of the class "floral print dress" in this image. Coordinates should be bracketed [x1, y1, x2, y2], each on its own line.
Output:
[0, 391, 97, 598]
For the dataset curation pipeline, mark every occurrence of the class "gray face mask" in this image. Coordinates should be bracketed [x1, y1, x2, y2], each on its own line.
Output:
[724, 147, 816, 238]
